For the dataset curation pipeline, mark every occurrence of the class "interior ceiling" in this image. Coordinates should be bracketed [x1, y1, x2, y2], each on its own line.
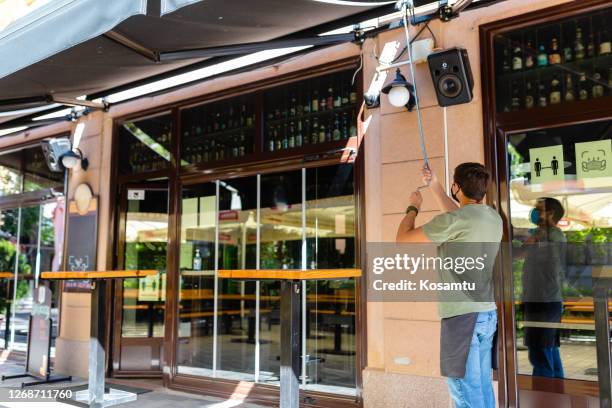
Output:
[0, 0, 394, 103]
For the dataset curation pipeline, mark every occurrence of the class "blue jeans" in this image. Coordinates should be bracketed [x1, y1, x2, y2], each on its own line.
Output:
[447, 310, 497, 408]
[528, 346, 564, 378]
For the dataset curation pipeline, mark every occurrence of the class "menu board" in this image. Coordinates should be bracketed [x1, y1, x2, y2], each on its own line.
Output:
[63, 198, 98, 292]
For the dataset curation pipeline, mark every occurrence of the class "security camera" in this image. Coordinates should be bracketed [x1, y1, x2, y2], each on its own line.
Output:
[41, 138, 72, 172]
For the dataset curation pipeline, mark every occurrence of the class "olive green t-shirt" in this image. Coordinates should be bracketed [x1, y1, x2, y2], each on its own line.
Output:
[422, 204, 503, 319]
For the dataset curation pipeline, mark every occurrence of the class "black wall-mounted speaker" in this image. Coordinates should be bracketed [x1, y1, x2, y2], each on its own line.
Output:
[427, 48, 474, 107]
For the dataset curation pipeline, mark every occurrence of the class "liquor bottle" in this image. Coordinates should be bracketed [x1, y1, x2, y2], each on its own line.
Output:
[332, 115, 341, 141]
[334, 89, 342, 108]
[311, 90, 319, 113]
[325, 119, 332, 142]
[512, 46, 522, 71]
[524, 40, 535, 69]
[220, 112, 226, 130]
[548, 38, 561, 65]
[349, 89, 357, 104]
[318, 122, 326, 143]
[320, 90, 327, 111]
[239, 132, 246, 156]
[510, 81, 521, 111]
[275, 127, 282, 151]
[268, 126, 275, 152]
[326, 87, 334, 110]
[228, 106, 235, 129]
[342, 112, 349, 139]
[203, 142, 210, 162]
[578, 72, 589, 100]
[536, 44, 548, 67]
[296, 97, 304, 116]
[296, 120, 303, 147]
[288, 122, 295, 148]
[574, 27, 585, 60]
[281, 102, 288, 119]
[564, 74, 575, 102]
[525, 80, 535, 109]
[549, 75, 561, 104]
[342, 88, 349, 105]
[502, 47, 511, 73]
[599, 28, 611, 55]
[193, 249, 202, 271]
[311, 118, 319, 144]
[562, 37, 573, 63]
[303, 119, 310, 145]
[586, 33, 595, 58]
[290, 95, 297, 117]
[592, 70, 604, 98]
[282, 123, 289, 150]
[240, 104, 247, 126]
[232, 136, 239, 158]
[537, 81, 547, 107]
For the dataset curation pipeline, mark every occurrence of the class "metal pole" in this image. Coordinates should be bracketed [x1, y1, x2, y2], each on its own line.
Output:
[255, 174, 261, 383]
[34, 205, 43, 288]
[280, 280, 300, 408]
[594, 280, 612, 408]
[10, 207, 22, 349]
[88, 280, 106, 406]
[212, 180, 219, 376]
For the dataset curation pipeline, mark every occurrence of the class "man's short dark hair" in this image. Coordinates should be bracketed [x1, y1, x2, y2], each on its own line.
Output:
[539, 197, 565, 224]
[453, 162, 490, 201]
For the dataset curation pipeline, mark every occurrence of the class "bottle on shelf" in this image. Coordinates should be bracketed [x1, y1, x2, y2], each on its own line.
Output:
[332, 114, 341, 141]
[537, 81, 548, 107]
[562, 37, 573, 63]
[548, 38, 561, 65]
[510, 80, 521, 111]
[537, 44, 548, 67]
[525, 80, 535, 109]
[318, 121, 326, 143]
[564, 74, 575, 102]
[342, 112, 350, 139]
[282, 123, 289, 150]
[311, 90, 319, 113]
[228, 106, 235, 129]
[325, 119, 332, 142]
[296, 120, 303, 147]
[502, 46, 511, 73]
[592, 70, 604, 98]
[311, 118, 319, 144]
[574, 27, 585, 60]
[268, 126, 275, 152]
[349, 88, 357, 104]
[326, 87, 334, 110]
[524, 39, 535, 69]
[319, 89, 327, 111]
[239, 131, 246, 156]
[586, 32, 595, 58]
[193, 248, 202, 271]
[599, 28, 611, 55]
[342, 87, 350, 105]
[512, 45, 522, 71]
[303, 119, 310, 145]
[275, 127, 282, 151]
[288, 122, 296, 149]
[578, 71, 589, 100]
[290, 95, 297, 117]
[549, 74, 561, 104]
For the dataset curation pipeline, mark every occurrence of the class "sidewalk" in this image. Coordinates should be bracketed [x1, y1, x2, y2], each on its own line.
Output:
[0, 350, 270, 408]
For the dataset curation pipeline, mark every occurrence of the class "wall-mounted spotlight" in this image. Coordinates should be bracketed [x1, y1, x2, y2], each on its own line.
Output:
[61, 148, 89, 171]
[381, 68, 416, 111]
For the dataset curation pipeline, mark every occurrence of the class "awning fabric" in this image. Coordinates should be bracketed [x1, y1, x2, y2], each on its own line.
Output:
[0, 0, 394, 109]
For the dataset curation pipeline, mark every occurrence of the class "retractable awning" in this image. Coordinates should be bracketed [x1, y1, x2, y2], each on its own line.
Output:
[0, 0, 398, 114]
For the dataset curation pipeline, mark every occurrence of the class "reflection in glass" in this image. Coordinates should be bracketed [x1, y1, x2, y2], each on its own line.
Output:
[259, 170, 303, 384]
[0, 150, 22, 197]
[121, 188, 168, 339]
[177, 183, 216, 375]
[508, 120, 612, 382]
[216, 177, 257, 380]
[23, 146, 63, 192]
[118, 114, 173, 174]
[304, 165, 356, 394]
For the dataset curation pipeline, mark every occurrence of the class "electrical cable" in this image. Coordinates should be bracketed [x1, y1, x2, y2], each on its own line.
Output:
[401, 0, 429, 172]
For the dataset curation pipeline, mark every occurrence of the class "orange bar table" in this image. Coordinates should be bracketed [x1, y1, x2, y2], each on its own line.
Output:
[218, 269, 361, 408]
[41, 270, 157, 407]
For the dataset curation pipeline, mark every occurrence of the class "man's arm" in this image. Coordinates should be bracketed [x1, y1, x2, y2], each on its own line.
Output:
[422, 166, 458, 213]
[396, 191, 431, 243]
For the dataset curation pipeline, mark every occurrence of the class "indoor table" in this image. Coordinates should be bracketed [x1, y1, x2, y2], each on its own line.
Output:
[40, 270, 158, 408]
[218, 268, 361, 408]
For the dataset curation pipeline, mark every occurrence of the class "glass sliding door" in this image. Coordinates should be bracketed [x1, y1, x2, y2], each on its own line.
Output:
[174, 164, 358, 394]
[117, 184, 168, 372]
[506, 120, 612, 387]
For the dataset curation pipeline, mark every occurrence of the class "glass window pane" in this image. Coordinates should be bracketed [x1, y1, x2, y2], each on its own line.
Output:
[121, 188, 168, 339]
[258, 170, 302, 385]
[0, 150, 22, 196]
[304, 164, 356, 394]
[0, 208, 19, 349]
[177, 182, 216, 376]
[508, 120, 612, 382]
[216, 176, 257, 381]
[118, 114, 173, 175]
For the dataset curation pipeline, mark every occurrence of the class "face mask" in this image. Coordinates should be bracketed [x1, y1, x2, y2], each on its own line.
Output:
[451, 184, 460, 203]
[529, 208, 540, 225]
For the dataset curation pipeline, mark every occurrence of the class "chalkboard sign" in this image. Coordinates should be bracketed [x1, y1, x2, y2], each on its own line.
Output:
[63, 198, 98, 292]
[27, 286, 52, 378]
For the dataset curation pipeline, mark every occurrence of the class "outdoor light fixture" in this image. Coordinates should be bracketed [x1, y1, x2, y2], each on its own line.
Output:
[61, 148, 89, 171]
[381, 68, 416, 111]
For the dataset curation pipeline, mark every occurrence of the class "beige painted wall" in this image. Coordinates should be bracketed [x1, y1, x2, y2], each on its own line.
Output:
[361, 0, 571, 407]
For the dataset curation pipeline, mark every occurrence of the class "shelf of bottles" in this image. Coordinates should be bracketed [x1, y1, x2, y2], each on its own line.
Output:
[494, 7, 611, 113]
[263, 70, 359, 153]
[118, 113, 173, 175]
[180, 95, 255, 166]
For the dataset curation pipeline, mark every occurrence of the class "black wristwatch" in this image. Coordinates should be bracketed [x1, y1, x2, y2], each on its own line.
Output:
[406, 205, 419, 216]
